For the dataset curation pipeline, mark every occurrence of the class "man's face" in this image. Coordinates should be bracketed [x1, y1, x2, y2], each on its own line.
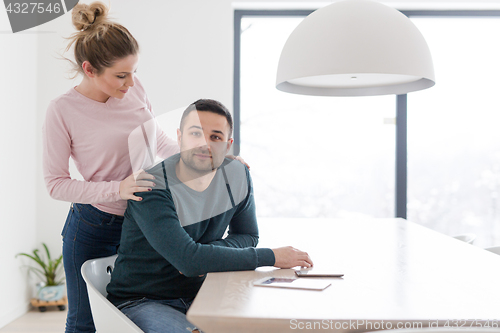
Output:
[177, 111, 233, 174]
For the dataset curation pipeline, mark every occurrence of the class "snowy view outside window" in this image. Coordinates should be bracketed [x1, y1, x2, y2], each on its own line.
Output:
[407, 18, 500, 247]
[239, 15, 500, 247]
[240, 17, 396, 219]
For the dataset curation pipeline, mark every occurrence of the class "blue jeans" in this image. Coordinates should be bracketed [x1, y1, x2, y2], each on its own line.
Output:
[118, 298, 201, 333]
[62, 203, 123, 333]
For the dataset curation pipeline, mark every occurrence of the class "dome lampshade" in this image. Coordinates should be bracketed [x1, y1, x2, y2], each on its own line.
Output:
[276, 0, 435, 96]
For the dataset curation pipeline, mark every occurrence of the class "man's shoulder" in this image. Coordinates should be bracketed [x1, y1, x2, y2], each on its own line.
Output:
[144, 154, 181, 190]
[221, 157, 249, 179]
[124, 159, 176, 220]
[219, 158, 251, 207]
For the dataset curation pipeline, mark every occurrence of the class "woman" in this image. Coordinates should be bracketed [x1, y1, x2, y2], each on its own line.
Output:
[43, 2, 244, 332]
[42, 2, 173, 332]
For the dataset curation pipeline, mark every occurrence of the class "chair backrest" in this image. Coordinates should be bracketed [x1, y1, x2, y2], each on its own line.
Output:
[81, 255, 143, 333]
[452, 233, 476, 244]
[485, 246, 500, 255]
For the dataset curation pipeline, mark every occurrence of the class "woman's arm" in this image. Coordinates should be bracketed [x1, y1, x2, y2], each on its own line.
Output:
[42, 102, 125, 203]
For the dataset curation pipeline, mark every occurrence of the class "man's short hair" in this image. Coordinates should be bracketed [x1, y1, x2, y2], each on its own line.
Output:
[180, 99, 233, 138]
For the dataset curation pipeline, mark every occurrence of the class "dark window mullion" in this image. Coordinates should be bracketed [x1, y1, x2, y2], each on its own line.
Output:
[396, 94, 408, 219]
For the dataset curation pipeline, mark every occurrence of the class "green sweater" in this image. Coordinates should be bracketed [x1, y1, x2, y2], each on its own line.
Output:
[107, 155, 275, 306]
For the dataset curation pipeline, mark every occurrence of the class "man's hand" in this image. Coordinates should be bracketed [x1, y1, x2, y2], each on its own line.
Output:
[272, 246, 313, 269]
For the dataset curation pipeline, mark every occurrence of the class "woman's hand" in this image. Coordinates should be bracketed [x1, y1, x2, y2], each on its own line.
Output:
[226, 155, 250, 169]
[119, 169, 156, 201]
[272, 246, 313, 269]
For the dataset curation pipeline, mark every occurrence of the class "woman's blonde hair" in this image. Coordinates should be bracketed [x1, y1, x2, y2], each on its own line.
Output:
[65, 1, 139, 78]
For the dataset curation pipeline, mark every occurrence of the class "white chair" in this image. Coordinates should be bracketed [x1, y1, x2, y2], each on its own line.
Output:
[452, 233, 476, 244]
[485, 246, 500, 255]
[81, 255, 143, 333]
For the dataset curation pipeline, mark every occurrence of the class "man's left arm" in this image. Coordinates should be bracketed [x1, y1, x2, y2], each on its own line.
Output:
[207, 167, 259, 249]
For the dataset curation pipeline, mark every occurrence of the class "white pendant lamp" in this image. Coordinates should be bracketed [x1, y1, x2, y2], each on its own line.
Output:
[276, 0, 435, 96]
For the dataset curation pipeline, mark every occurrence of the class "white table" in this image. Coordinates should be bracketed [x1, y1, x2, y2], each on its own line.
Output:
[187, 218, 500, 333]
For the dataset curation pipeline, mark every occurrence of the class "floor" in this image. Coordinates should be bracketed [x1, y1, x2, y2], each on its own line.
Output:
[0, 308, 67, 333]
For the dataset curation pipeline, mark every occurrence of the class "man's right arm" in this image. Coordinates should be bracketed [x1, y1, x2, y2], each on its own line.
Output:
[201, 166, 313, 269]
[126, 187, 275, 277]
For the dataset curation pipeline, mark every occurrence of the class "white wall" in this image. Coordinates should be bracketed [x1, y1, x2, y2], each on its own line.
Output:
[0, 10, 38, 328]
[3, 0, 500, 328]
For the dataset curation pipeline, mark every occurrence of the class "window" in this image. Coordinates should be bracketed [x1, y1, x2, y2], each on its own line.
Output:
[407, 16, 500, 247]
[239, 16, 395, 219]
[235, 10, 500, 247]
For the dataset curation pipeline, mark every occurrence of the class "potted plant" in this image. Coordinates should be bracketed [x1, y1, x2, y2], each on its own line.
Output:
[17, 243, 65, 303]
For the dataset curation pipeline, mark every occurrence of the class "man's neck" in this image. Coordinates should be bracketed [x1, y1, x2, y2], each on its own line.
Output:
[176, 160, 217, 192]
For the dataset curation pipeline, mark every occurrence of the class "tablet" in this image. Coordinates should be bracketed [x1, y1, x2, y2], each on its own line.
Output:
[253, 277, 331, 291]
[295, 269, 344, 278]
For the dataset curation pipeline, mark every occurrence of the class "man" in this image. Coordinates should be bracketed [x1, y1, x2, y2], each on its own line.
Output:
[107, 99, 313, 333]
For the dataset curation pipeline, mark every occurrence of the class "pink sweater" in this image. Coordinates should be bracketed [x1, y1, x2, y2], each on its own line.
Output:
[43, 77, 179, 215]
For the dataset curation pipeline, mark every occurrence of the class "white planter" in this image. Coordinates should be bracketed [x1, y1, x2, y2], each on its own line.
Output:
[37, 284, 65, 301]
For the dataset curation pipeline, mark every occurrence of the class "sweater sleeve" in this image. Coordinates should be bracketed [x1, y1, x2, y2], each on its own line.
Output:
[126, 185, 275, 277]
[207, 168, 271, 252]
[205, 196, 276, 267]
[42, 101, 122, 203]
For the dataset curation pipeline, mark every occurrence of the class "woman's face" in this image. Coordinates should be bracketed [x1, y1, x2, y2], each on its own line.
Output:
[94, 54, 139, 100]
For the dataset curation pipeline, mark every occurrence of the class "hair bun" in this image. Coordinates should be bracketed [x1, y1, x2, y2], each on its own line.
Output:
[72, 1, 109, 31]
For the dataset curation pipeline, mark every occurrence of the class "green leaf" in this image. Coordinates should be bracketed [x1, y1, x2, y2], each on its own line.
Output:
[16, 244, 64, 287]
[16, 253, 44, 267]
[32, 249, 47, 270]
[42, 243, 51, 261]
